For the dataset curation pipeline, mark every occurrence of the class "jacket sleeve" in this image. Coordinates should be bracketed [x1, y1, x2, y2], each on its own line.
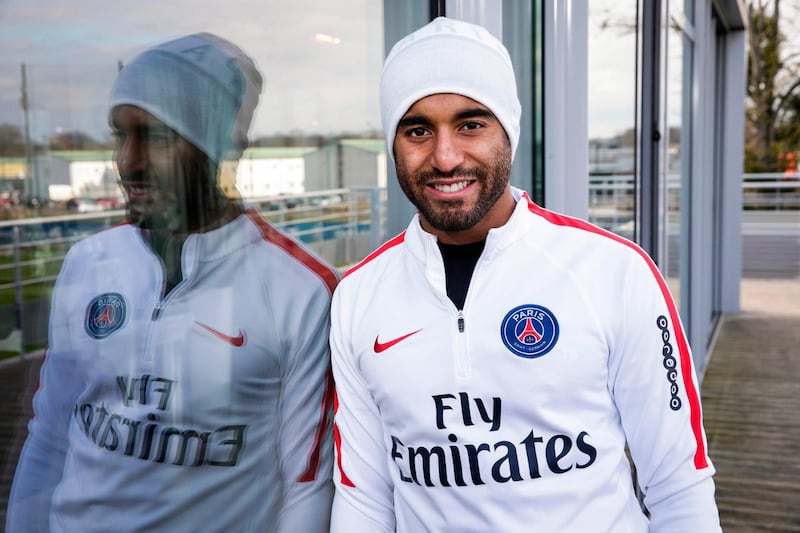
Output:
[275, 279, 335, 533]
[6, 249, 83, 533]
[329, 285, 395, 533]
[608, 251, 721, 532]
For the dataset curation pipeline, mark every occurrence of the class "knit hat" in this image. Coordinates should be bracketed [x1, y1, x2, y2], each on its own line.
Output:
[380, 17, 521, 164]
[109, 32, 262, 164]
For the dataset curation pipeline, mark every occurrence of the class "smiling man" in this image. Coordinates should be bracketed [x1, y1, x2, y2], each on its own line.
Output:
[329, 17, 722, 532]
[7, 33, 337, 532]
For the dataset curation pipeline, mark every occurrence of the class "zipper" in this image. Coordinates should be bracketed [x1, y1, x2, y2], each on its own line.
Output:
[142, 251, 170, 369]
[455, 309, 470, 379]
[452, 246, 490, 380]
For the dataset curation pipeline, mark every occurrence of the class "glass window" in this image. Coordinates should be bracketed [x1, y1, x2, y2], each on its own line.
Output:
[587, 0, 638, 240]
[0, 2, 383, 529]
[664, 13, 693, 308]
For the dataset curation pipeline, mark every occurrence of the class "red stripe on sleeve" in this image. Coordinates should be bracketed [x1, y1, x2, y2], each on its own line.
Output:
[524, 195, 709, 469]
[246, 209, 339, 294]
[333, 390, 356, 487]
[342, 232, 406, 279]
[297, 370, 334, 482]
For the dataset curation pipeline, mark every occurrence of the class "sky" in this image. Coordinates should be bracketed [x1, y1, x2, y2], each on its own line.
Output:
[0, 0, 384, 144]
[587, 0, 640, 141]
[3, 1, 792, 146]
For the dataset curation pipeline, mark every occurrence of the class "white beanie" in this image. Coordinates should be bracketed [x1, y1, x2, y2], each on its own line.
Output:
[109, 32, 262, 164]
[380, 17, 521, 164]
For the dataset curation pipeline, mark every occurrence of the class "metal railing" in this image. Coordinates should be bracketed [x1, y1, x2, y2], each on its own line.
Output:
[0, 187, 387, 357]
[588, 172, 800, 214]
[587, 172, 800, 278]
[742, 173, 800, 210]
[0, 175, 796, 357]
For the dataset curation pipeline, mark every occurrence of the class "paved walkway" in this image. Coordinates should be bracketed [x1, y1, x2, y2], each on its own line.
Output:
[702, 278, 800, 532]
[0, 278, 797, 529]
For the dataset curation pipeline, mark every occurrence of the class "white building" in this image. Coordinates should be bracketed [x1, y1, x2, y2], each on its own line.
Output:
[32, 151, 119, 202]
[224, 146, 315, 198]
[303, 139, 386, 191]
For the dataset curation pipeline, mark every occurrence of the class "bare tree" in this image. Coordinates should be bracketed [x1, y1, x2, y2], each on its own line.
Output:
[0, 123, 25, 157]
[746, 0, 800, 172]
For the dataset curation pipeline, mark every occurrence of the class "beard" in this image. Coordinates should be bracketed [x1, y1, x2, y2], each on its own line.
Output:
[395, 143, 512, 233]
[120, 155, 227, 234]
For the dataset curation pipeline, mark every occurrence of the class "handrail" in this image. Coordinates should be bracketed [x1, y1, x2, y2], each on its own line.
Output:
[0, 187, 387, 357]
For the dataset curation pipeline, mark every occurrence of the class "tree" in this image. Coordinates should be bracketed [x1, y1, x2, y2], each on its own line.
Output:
[0, 123, 25, 157]
[745, 0, 800, 172]
[49, 130, 104, 151]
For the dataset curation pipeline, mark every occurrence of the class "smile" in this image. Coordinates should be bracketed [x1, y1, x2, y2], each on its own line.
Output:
[431, 180, 474, 193]
[123, 182, 154, 201]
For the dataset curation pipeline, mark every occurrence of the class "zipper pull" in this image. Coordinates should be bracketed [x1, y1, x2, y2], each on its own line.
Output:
[151, 305, 162, 321]
[457, 310, 465, 332]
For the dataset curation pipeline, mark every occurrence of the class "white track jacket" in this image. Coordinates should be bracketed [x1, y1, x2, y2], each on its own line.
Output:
[330, 189, 721, 532]
[7, 209, 338, 532]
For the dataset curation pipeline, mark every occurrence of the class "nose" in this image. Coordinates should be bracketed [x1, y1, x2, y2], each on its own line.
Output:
[430, 131, 464, 174]
[116, 134, 147, 177]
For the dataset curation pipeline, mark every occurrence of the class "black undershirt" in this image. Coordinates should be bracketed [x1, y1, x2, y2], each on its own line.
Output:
[437, 239, 486, 310]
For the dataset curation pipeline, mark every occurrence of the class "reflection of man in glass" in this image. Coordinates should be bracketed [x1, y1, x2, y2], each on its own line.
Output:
[7, 33, 336, 532]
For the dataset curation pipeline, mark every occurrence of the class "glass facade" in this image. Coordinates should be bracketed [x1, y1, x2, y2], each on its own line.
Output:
[0, 0, 387, 351]
[0, 0, 749, 526]
[664, 9, 694, 307]
[0, 2, 387, 528]
[587, 0, 638, 240]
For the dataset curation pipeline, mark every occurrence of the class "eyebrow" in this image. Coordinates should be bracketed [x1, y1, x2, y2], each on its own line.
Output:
[454, 108, 496, 121]
[396, 107, 497, 130]
[397, 114, 433, 130]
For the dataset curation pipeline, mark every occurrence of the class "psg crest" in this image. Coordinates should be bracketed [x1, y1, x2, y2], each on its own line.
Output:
[500, 304, 559, 358]
[85, 293, 127, 339]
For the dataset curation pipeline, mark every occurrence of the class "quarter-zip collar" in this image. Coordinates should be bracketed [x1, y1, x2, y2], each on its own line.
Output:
[404, 186, 534, 268]
[137, 209, 263, 285]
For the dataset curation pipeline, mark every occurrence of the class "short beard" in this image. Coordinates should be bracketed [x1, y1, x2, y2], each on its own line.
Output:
[123, 155, 235, 234]
[396, 144, 511, 233]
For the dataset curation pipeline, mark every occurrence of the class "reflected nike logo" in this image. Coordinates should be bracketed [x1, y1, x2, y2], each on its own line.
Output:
[374, 329, 422, 353]
[196, 322, 246, 347]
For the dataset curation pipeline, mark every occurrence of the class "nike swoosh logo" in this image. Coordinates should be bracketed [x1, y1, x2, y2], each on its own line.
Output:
[374, 329, 422, 353]
[196, 322, 246, 347]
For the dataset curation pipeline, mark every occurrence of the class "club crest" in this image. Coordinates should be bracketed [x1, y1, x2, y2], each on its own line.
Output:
[85, 293, 127, 339]
[500, 304, 559, 358]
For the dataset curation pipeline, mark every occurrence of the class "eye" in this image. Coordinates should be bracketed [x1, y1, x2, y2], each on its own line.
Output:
[405, 127, 429, 138]
[460, 121, 484, 131]
[145, 129, 174, 147]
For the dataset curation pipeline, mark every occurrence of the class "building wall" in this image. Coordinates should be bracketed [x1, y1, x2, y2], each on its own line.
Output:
[232, 157, 306, 197]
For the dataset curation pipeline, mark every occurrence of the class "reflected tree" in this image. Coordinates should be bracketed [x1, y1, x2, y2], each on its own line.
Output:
[746, 0, 800, 172]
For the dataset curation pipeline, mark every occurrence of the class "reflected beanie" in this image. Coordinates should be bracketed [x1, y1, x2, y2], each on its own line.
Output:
[109, 32, 262, 164]
[380, 17, 521, 164]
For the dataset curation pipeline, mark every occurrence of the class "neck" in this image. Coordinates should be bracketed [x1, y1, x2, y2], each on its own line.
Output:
[145, 198, 243, 293]
[148, 230, 185, 294]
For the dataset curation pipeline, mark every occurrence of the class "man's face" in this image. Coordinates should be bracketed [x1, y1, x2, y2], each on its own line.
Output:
[393, 93, 513, 244]
[110, 104, 208, 233]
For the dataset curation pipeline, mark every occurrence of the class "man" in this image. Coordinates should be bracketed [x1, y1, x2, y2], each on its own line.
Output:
[330, 17, 721, 532]
[7, 33, 337, 532]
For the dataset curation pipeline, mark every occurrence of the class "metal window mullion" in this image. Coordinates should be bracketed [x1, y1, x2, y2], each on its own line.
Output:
[637, 0, 666, 264]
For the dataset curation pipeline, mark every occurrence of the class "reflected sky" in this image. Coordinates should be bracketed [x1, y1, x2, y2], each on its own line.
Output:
[587, 0, 637, 140]
[0, 0, 383, 143]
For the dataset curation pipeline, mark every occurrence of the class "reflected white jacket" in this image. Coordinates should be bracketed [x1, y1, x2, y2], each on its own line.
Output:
[330, 189, 721, 532]
[8, 209, 338, 533]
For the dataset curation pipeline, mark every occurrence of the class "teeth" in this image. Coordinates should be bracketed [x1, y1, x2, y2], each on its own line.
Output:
[433, 181, 470, 193]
